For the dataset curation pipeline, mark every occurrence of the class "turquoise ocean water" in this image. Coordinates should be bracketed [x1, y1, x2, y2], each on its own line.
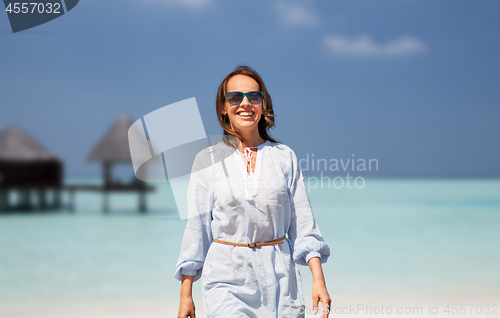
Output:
[0, 178, 499, 317]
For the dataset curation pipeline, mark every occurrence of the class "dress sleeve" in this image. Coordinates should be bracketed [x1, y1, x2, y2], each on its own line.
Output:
[287, 148, 330, 266]
[173, 151, 213, 282]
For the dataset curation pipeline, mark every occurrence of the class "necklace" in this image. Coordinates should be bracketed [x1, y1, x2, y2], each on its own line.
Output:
[238, 140, 267, 175]
[238, 147, 258, 201]
[240, 147, 257, 175]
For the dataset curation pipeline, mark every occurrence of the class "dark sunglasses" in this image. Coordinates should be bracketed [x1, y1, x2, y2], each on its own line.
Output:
[226, 91, 263, 105]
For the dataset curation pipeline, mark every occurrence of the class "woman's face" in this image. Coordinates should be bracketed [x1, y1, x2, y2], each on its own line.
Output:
[223, 75, 263, 134]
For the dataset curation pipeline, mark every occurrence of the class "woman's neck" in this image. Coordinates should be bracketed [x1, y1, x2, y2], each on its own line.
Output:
[237, 128, 266, 148]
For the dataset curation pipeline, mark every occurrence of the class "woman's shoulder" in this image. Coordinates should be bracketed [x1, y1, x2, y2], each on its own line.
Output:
[266, 141, 301, 167]
[267, 141, 297, 156]
[193, 141, 237, 168]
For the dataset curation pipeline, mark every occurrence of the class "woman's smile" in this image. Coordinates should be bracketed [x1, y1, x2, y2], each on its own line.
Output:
[236, 110, 255, 120]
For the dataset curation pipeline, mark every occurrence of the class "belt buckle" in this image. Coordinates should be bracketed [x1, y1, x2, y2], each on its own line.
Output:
[248, 242, 257, 248]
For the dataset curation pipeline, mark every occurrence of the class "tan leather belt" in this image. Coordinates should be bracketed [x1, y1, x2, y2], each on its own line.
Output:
[213, 235, 286, 248]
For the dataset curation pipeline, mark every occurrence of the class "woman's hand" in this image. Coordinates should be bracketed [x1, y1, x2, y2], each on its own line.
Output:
[178, 295, 196, 318]
[312, 281, 331, 317]
[308, 257, 331, 317]
[178, 275, 196, 318]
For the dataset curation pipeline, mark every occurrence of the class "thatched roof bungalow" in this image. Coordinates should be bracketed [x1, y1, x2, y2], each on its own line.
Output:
[87, 114, 135, 187]
[0, 126, 62, 210]
[0, 126, 62, 188]
[84, 114, 150, 213]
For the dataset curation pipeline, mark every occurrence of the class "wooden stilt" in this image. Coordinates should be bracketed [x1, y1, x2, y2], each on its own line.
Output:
[37, 189, 48, 210]
[103, 190, 110, 213]
[18, 189, 32, 210]
[139, 190, 146, 213]
[53, 189, 61, 210]
[69, 189, 75, 213]
[0, 190, 8, 211]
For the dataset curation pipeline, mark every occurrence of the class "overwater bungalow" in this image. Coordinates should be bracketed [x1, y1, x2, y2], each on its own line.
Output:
[77, 114, 153, 213]
[0, 126, 62, 211]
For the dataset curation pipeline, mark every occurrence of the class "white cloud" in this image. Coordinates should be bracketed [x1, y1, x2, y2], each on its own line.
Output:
[323, 35, 426, 57]
[275, 0, 320, 27]
[142, 0, 211, 9]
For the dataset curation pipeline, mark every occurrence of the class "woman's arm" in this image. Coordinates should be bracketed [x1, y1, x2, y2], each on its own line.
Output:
[178, 274, 196, 318]
[175, 150, 215, 317]
[308, 256, 331, 318]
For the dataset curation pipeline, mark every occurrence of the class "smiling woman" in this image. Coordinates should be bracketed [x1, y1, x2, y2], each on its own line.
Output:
[216, 67, 277, 149]
[174, 66, 331, 318]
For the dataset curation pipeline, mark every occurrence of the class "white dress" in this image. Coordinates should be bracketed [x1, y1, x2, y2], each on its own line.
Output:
[174, 140, 330, 318]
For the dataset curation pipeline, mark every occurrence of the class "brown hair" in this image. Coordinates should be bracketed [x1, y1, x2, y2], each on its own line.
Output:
[216, 66, 278, 145]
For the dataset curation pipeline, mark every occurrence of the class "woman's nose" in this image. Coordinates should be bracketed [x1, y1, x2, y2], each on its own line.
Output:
[240, 95, 251, 106]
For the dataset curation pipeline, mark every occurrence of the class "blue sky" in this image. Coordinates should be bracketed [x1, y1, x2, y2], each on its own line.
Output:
[1, 0, 499, 177]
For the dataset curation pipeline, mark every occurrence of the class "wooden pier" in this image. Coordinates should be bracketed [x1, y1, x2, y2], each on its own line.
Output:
[1, 115, 156, 214]
[0, 183, 154, 213]
[65, 183, 154, 213]
[0, 186, 62, 212]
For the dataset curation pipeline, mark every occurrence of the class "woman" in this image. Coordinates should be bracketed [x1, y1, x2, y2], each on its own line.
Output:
[174, 66, 331, 318]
